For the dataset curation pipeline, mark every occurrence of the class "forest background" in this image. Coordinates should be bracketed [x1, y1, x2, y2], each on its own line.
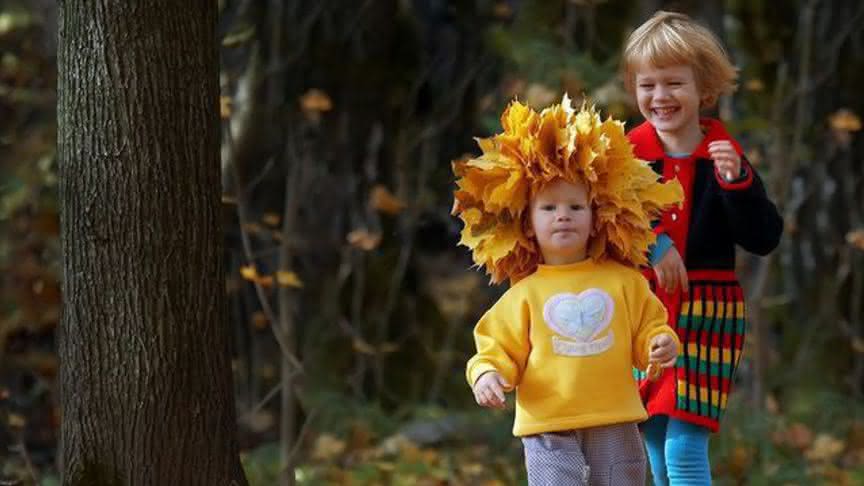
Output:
[2, 0, 864, 484]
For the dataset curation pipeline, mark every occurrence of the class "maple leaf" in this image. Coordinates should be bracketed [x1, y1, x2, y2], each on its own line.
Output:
[347, 229, 382, 251]
[276, 271, 303, 288]
[369, 185, 406, 215]
[829, 109, 862, 132]
[240, 265, 258, 281]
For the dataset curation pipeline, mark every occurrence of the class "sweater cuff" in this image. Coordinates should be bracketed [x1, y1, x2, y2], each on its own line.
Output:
[466, 361, 501, 389]
[648, 233, 674, 266]
[715, 164, 753, 191]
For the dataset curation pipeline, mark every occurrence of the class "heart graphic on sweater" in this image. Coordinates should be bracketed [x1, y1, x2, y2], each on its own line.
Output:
[543, 289, 614, 342]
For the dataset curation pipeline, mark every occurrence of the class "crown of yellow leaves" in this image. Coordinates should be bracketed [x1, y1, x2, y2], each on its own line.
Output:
[452, 95, 683, 285]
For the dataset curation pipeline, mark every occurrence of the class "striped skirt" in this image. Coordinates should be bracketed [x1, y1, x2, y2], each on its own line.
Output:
[639, 270, 747, 432]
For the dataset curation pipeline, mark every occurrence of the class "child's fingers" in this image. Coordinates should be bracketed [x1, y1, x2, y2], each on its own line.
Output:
[665, 267, 678, 293]
[491, 385, 505, 404]
[477, 388, 497, 407]
[677, 260, 689, 293]
[495, 375, 511, 390]
[654, 267, 666, 290]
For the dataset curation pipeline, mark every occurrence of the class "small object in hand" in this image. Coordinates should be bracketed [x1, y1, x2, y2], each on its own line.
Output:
[646, 363, 663, 381]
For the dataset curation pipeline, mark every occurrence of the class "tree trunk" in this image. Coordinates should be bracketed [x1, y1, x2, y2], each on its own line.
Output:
[57, 1, 248, 485]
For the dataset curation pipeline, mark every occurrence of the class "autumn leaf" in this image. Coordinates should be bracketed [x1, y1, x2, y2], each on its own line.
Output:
[312, 434, 347, 461]
[220, 96, 232, 119]
[745, 79, 765, 92]
[276, 271, 303, 288]
[347, 229, 382, 251]
[352, 337, 377, 355]
[370, 185, 406, 215]
[349, 421, 374, 450]
[241, 222, 264, 234]
[8, 413, 26, 428]
[262, 212, 281, 227]
[251, 311, 268, 329]
[726, 445, 753, 478]
[765, 393, 780, 414]
[829, 109, 862, 132]
[378, 342, 400, 354]
[806, 434, 845, 462]
[493, 2, 513, 19]
[785, 422, 814, 450]
[240, 265, 258, 281]
[300, 89, 333, 113]
[846, 229, 864, 251]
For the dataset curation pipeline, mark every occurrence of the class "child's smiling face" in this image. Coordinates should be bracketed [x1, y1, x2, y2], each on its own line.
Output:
[635, 63, 702, 142]
[527, 178, 593, 265]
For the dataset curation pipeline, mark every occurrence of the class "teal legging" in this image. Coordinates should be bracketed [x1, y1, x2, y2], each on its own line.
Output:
[641, 415, 711, 485]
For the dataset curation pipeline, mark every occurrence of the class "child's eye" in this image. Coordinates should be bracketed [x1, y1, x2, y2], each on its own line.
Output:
[639, 84, 653, 89]
[669, 82, 682, 87]
[541, 205, 555, 211]
[570, 205, 584, 211]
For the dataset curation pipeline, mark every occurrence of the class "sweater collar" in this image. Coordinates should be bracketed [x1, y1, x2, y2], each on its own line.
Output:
[536, 258, 598, 275]
[627, 118, 743, 161]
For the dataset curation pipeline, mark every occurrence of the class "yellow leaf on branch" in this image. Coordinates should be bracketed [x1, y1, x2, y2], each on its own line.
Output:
[251, 311, 268, 329]
[347, 229, 382, 251]
[240, 265, 258, 281]
[262, 212, 281, 227]
[352, 337, 377, 355]
[370, 185, 406, 215]
[8, 413, 26, 428]
[276, 271, 303, 288]
[829, 109, 862, 132]
[846, 229, 864, 250]
[806, 434, 845, 462]
[311, 434, 346, 461]
[300, 89, 333, 113]
[220, 96, 232, 119]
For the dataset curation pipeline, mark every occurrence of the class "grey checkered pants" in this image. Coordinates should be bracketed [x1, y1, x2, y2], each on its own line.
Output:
[521, 423, 647, 485]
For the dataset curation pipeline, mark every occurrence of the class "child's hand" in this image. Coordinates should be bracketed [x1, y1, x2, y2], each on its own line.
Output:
[649, 333, 679, 368]
[472, 371, 510, 409]
[708, 140, 741, 182]
[653, 246, 688, 295]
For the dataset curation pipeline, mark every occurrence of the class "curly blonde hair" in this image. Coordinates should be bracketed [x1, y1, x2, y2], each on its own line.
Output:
[621, 10, 738, 109]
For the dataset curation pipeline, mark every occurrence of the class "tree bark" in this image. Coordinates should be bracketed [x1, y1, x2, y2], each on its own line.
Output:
[57, 1, 248, 484]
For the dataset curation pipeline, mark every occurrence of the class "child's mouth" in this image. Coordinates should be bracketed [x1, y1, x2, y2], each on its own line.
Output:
[652, 107, 679, 119]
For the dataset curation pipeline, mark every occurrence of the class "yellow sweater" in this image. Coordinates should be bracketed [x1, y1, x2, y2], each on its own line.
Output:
[466, 258, 678, 436]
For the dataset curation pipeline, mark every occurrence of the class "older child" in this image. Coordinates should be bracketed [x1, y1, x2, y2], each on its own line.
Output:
[621, 10, 784, 485]
[454, 97, 683, 485]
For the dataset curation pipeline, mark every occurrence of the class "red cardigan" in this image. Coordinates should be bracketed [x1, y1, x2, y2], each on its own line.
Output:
[628, 119, 782, 431]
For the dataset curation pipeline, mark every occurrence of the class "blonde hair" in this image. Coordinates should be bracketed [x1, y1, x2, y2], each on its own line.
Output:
[621, 10, 738, 108]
